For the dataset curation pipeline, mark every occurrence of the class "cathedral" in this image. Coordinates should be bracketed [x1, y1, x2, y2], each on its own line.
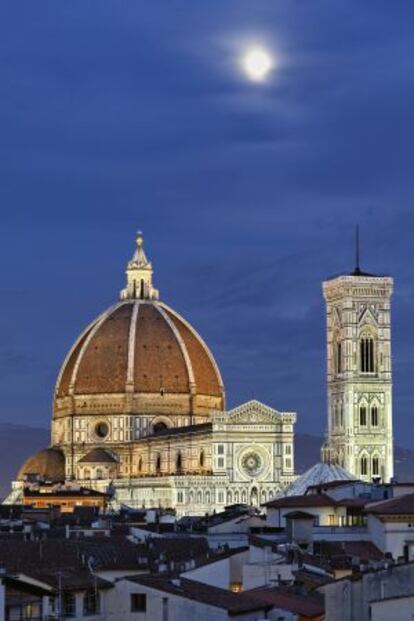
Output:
[8, 232, 395, 514]
[8, 233, 296, 515]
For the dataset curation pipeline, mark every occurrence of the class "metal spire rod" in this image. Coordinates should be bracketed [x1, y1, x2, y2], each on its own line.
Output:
[355, 224, 361, 274]
[356, 224, 360, 270]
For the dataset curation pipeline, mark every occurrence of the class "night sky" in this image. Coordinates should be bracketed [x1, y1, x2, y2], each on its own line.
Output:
[1, 2, 414, 446]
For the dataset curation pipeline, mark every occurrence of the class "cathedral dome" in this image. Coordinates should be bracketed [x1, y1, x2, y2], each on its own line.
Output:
[53, 233, 225, 421]
[17, 447, 65, 482]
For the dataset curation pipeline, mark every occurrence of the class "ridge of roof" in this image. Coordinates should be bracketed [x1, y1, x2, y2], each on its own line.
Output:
[263, 493, 337, 509]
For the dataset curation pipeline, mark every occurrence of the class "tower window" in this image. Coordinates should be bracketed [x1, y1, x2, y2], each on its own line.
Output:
[371, 406, 378, 426]
[360, 336, 375, 373]
[372, 456, 379, 476]
[359, 406, 367, 426]
[176, 452, 182, 473]
[336, 341, 342, 374]
[156, 454, 161, 472]
[199, 450, 205, 468]
[360, 456, 368, 476]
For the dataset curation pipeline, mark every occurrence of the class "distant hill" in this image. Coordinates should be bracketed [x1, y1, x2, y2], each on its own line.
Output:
[0, 424, 413, 498]
[0, 423, 49, 497]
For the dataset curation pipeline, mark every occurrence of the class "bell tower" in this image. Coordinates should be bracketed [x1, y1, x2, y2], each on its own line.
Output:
[322, 237, 394, 482]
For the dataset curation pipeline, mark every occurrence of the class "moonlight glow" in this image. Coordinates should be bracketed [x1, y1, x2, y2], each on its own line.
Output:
[243, 47, 274, 82]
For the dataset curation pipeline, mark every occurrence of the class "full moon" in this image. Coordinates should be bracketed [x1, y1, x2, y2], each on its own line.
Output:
[242, 47, 274, 82]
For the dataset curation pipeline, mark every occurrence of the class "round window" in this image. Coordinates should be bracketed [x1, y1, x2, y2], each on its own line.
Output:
[241, 451, 263, 477]
[95, 422, 109, 439]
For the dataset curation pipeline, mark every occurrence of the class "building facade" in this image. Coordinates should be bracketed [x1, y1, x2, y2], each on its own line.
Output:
[9, 233, 296, 515]
[322, 264, 394, 482]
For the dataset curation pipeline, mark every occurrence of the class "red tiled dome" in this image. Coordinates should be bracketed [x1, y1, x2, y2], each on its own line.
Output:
[17, 448, 65, 482]
[54, 300, 225, 417]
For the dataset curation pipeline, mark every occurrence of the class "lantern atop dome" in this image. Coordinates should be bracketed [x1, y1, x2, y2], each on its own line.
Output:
[120, 231, 159, 301]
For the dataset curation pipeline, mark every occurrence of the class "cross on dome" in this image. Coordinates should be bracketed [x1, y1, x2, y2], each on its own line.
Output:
[120, 231, 159, 300]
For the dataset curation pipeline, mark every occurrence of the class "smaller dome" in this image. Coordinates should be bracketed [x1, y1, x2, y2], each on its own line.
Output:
[17, 447, 65, 482]
[277, 462, 355, 498]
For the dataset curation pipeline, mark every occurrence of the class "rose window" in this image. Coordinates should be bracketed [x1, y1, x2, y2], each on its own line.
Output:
[241, 451, 262, 477]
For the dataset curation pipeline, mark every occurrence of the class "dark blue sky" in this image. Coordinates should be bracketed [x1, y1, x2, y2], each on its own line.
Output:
[1, 2, 414, 445]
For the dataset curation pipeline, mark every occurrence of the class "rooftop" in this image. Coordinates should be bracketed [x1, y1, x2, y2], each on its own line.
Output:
[264, 493, 337, 509]
[126, 575, 270, 615]
[366, 493, 414, 516]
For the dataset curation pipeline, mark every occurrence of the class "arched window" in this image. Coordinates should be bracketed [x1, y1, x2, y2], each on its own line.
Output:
[371, 406, 378, 426]
[227, 491, 232, 505]
[372, 456, 380, 476]
[205, 491, 210, 504]
[360, 335, 375, 373]
[250, 487, 258, 506]
[138, 457, 143, 473]
[199, 450, 205, 468]
[234, 491, 240, 504]
[153, 421, 167, 433]
[334, 406, 339, 428]
[96, 468, 103, 480]
[83, 468, 91, 480]
[156, 454, 161, 473]
[359, 406, 367, 426]
[241, 490, 247, 504]
[197, 491, 202, 504]
[360, 456, 368, 476]
[336, 341, 342, 375]
[176, 452, 182, 473]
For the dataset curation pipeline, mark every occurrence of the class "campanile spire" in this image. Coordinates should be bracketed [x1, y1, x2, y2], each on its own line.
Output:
[120, 231, 159, 300]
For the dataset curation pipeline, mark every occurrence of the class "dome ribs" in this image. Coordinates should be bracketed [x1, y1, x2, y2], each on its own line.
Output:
[162, 305, 224, 399]
[75, 304, 132, 394]
[133, 303, 189, 394]
[54, 299, 225, 416]
[126, 301, 140, 391]
[56, 325, 94, 397]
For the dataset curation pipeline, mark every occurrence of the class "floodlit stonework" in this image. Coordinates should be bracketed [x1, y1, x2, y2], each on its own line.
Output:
[8, 233, 296, 515]
[322, 265, 394, 482]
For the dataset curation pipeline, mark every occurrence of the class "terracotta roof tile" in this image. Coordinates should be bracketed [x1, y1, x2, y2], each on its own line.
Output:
[164, 307, 222, 398]
[17, 448, 65, 482]
[76, 304, 132, 394]
[264, 494, 336, 509]
[127, 575, 268, 614]
[133, 304, 189, 393]
[55, 300, 224, 411]
[366, 493, 414, 515]
[248, 587, 325, 618]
